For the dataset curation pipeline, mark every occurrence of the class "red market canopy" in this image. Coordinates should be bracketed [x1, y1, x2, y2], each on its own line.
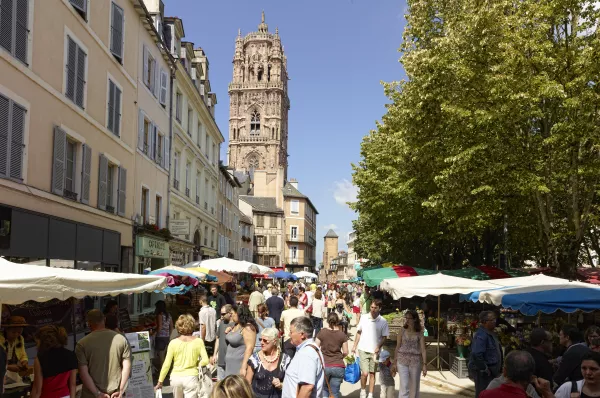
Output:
[442, 266, 528, 280]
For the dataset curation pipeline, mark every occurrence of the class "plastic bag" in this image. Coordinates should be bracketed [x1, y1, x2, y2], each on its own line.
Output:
[155, 390, 163, 398]
[344, 357, 361, 384]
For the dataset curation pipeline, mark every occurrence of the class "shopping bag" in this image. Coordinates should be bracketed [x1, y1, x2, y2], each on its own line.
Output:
[198, 365, 214, 398]
[344, 357, 361, 384]
[155, 390, 163, 398]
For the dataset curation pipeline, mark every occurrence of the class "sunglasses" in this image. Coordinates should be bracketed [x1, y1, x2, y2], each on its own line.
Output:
[260, 338, 272, 344]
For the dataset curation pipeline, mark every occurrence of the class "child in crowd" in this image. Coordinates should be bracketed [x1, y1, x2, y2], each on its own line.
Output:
[378, 349, 396, 398]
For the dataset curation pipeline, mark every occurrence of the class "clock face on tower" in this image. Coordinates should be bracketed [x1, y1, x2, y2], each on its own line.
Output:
[227, 14, 289, 178]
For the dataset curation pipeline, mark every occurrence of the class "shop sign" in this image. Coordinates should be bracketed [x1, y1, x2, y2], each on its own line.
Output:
[125, 332, 153, 398]
[169, 219, 190, 236]
[136, 236, 169, 259]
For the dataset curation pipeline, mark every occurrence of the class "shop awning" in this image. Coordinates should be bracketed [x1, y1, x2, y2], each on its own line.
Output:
[463, 274, 600, 315]
[294, 271, 318, 279]
[380, 273, 501, 299]
[0, 257, 167, 304]
[273, 271, 297, 280]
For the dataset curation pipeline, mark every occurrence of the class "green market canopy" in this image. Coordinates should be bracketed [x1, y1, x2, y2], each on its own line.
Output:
[363, 266, 437, 287]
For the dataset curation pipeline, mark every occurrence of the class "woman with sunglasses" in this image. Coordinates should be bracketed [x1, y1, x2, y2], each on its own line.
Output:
[391, 309, 427, 398]
[245, 327, 291, 398]
[254, 304, 275, 354]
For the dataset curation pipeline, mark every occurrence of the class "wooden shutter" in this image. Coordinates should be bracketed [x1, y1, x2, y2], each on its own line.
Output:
[164, 136, 169, 170]
[107, 81, 115, 133]
[0, 95, 8, 176]
[117, 166, 127, 216]
[0, 0, 12, 55]
[75, 46, 86, 108]
[257, 215, 264, 227]
[14, 0, 28, 64]
[137, 109, 144, 150]
[269, 235, 276, 247]
[81, 144, 91, 204]
[52, 126, 66, 195]
[142, 46, 149, 86]
[114, 85, 121, 136]
[153, 58, 159, 98]
[270, 215, 277, 228]
[159, 69, 168, 105]
[149, 124, 156, 160]
[110, 2, 123, 60]
[70, 0, 87, 15]
[65, 37, 77, 102]
[9, 102, 24, 179]
[98, 154, 108, 210]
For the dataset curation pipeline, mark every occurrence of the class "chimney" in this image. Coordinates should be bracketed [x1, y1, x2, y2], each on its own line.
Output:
[290, 178, 298, 190]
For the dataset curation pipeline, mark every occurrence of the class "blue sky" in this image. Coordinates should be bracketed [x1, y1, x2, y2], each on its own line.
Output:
[165, 0, 407, 261]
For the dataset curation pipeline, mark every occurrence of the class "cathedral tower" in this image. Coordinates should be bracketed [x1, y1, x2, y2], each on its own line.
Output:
[227, 12, 290, 180]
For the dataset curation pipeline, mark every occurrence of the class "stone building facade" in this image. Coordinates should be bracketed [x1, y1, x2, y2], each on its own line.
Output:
[320, 229, 339, 283]
[227, 13, 289, 180]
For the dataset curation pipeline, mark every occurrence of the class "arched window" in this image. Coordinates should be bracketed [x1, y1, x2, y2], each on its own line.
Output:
[250, 111, 260, 135]
[248, 156, 259, 173]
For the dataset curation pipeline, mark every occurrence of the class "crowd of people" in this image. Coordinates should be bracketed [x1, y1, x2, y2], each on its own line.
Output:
[471, 310, 600, 398]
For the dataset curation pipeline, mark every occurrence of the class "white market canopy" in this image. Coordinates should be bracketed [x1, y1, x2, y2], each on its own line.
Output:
[294, 271, 318, 279]
[380, 272, 502, 299]
[0, 257, 167, 305]
[200, 257, 260, 274]
[252, 263, 274, 275]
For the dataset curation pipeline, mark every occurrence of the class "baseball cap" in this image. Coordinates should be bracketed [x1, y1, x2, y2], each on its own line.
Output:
[379, 349, 390, 362]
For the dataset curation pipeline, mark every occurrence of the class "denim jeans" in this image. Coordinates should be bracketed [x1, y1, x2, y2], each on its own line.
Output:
[311, 316, 323, 337]
[323, 366, 345, 398]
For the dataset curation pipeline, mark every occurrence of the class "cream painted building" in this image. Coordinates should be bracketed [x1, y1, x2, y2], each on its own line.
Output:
[283, 179, 318, 273]
[218, 165, 241, 259]
[0, 0, 164, 274]
[239, 213, 254, 262]
[158, 16, 223, 264]
[240, 196, 284, 267]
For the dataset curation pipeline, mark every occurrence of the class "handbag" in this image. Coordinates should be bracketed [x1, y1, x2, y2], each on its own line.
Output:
[305, 304, 313, 314]
[306, 344, 334, 398]
[155, 390, 163, 398]
[198, 364, 213, 398]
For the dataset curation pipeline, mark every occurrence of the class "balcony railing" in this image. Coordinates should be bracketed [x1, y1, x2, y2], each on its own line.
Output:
[211, 207, 214, 215]
[285, 257, 315, 266]
[196, 195, 200, 205]
[204, 201, 208, 210]
[63, 189, 78, 201]
[173, 179, 179, 190]
[286, 234, 304, 242]
[185, 188, 190, 197]
[106, 205, 115, 214]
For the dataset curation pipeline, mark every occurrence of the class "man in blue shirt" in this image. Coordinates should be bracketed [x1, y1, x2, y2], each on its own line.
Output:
[282, 316, 325, 398]
[469, 311, 502, 398]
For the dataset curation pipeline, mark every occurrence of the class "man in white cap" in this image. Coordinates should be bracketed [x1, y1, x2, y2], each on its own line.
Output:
[378, 349, 396, 398]
[263, 283, 273, 300]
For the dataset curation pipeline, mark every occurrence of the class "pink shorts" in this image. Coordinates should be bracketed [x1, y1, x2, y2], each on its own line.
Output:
[353, 306, 360, 313]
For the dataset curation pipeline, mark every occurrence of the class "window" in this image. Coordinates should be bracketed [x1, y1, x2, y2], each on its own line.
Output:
[257, 215, 264, 227]
[156, 134, 163, 164]
[65, 140, 76, 196]
[212, 143, 217, 166]
[248, 156, 259, 174]
[107, 79, 122, 136]
[155, 195, 162, 228]
[141, 187, 149, 223]
[204, 226, 208, 246]
[65, 36, 87, 109]
[143, 47, 157, 94]
[195, 172, 200, 204]
[270, 215, 277, 228]
[269, 235, 277, 248]
[197, 122, 202, 147]
[110, 2, 124, 62]
[159, 69, 168, 105]
[185, 162, 190, 196]
[205, 134, 209, 155]
[106, 164, 115, 211]
[204, 177, 209, 209]
[256, 236, 265, 247]
[211, 229, 215, 248]
[187, 108, 193, 137]
[0, 0, 29, 65]
[291, 200, 299, 215]
[143, 119, 151, 154]
[291, 246, 298, 260]
[175, 92, 182, 122]
[98, 155, 126, 216]
[173, 152, 180, 189]
[69, 0, 87, 20]
[290, 226, 298, 240]
[0, 94, 26, 180]
[250, 111, 260, 135]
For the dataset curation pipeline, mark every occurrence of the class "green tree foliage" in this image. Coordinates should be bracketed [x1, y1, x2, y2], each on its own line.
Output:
[352, 0, 600, 275]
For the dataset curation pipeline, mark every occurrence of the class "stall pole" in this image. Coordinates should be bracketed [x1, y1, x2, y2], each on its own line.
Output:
[72, 298, 77, 350]
[537, 312, 541, 327]
[427, 296, 448, 378]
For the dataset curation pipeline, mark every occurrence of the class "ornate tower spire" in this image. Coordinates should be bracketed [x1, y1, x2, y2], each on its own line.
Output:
[258, 11, 268, 33]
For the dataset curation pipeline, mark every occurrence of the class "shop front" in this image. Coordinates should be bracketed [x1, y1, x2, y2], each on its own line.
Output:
[169, 238, 194, 266]
[134, 234, 169, 315]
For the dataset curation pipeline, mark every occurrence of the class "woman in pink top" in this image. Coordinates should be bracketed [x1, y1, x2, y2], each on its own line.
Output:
[391, 310, 427, 398]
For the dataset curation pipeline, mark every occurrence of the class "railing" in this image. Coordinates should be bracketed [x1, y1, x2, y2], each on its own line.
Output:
[286, 234, 304, 242]
[143, 144, 149, 155]
[256, 246, 280, 254]
[308, 236, 316, 246]
[228, 81, 284, 91]
[211, 207, 214, 215]
[173, 179, 179, 190]
[185, 188, 190, 197]
[204, 202, 208, 210]
[235, 135, 269, 143]
[196, 195, 200, 205]
[63, 189, 78, 201]
[106, 205, 115, 214]
[285, 257, 313, 265]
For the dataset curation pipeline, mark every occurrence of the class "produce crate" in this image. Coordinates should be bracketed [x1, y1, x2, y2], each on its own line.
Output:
[450, 353, 469, 379]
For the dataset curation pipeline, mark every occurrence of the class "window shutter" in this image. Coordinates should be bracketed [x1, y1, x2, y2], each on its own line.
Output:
[114, 85, 121, 136]
[137, 109, 144, 150]
[65, 37, 77, 102]
[117, 166, 127, 216]
[75, 46, 86, 108]
[110, 2, 123, 60]
[153, 59, 159, 98]
[98, 154, 108, 210]
[70, 0, 87, 15]
[9, 102, 24, 180]
[15, 0, 29, 64]
[159, 69, 168, 105]
[142, 46, 149, 86]
[107, 81, 115, 133]
[0, 95, 9, 176]
[164, 136, 169, 170]
[270, 235, 277, 248]
[81, 144, 91, 204]
[0, 0, 12, 55]
[51, 126, 66, 195]
[149, 124, 156, 160]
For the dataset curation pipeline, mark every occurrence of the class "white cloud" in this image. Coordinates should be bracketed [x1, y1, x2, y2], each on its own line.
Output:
[333, 179, 358, 208]
[323, 224, 338, 231]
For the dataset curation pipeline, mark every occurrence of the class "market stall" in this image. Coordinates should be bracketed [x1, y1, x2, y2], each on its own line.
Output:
[199, 257, 260, 274]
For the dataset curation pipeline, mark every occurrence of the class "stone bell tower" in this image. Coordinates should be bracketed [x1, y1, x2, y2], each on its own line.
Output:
[227, 12, 290, 181]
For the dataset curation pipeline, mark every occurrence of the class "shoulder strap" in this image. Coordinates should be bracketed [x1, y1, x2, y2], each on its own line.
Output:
[307, 344, 332, 396]
[570, 380, 580, 393]
[256, 318, 265, 329]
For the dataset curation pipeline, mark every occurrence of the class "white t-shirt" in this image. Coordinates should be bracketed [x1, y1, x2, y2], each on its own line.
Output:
[198, 306, 217, 342]
[353, 298, 361, 307]
[357, 313, 389, 353]
[306, 291, 314, 307]
[263, 289, 272, 300]
[311, 299, 326, 318]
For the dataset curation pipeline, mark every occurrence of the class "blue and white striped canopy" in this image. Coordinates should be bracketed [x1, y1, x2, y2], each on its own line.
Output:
[463, 274, 600, 315]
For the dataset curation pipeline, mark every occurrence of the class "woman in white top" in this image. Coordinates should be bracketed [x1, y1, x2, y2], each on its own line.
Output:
[309, 290, 327, 337]
[555, 351, 600, 398]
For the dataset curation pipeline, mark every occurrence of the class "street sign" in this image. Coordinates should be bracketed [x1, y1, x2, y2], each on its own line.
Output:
[170, 219, 190, 235]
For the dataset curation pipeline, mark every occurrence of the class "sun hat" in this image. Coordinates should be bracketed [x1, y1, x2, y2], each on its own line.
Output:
[4, 316, 29, 328]
[379, 349, 390, 362]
